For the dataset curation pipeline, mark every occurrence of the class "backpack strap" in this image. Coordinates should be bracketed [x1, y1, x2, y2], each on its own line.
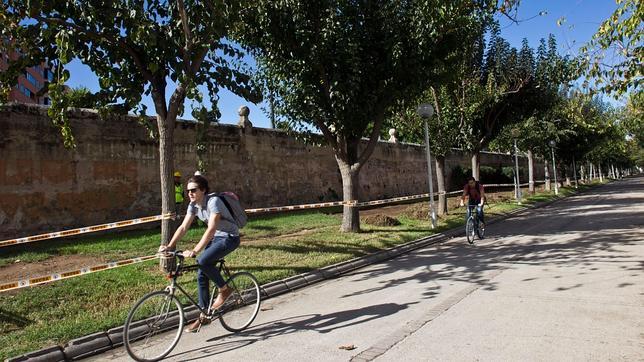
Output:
[215, 193, 240, 225]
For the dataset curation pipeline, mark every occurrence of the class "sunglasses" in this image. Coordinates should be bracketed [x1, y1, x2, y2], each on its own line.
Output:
[187, 188, 200, 194]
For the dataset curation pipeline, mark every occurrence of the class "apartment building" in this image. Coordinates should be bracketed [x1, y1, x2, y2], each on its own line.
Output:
[1, 45, 54, 105]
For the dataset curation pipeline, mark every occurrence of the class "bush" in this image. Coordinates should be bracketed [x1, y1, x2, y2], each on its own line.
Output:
[450, 164, 527, 188]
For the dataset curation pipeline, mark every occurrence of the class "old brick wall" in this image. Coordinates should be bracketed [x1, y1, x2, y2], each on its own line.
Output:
[0, 104, 543, 239]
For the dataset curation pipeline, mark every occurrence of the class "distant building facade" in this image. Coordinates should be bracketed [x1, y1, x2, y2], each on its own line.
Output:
[1, 42, 54, 105]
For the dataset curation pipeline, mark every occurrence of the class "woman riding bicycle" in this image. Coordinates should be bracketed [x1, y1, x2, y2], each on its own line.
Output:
[158, 175, 240, 333]
[460, 176, 486, 230]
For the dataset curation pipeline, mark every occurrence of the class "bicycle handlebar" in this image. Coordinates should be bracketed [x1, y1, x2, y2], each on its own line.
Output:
[158, 250, 185, 259]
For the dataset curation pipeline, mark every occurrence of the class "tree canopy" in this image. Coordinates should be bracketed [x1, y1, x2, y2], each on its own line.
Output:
[235, 0, 513, 231]
[0, 0, 260, 242]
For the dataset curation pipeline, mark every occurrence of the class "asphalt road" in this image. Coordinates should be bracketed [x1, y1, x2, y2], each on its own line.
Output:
[88, 177, 644, 361]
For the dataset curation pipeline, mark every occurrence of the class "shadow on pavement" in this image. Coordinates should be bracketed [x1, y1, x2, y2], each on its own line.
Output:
[168, 177, 643, 361]
[171, 302, 416, 360]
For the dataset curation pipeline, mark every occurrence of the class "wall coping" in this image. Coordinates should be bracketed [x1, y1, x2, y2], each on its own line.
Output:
[0, 102, 528, 158]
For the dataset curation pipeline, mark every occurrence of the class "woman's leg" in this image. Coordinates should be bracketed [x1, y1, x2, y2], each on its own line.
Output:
[197, 234, 240, 310]
[196, 268, 211, 309]
[197, 235, 240, 288]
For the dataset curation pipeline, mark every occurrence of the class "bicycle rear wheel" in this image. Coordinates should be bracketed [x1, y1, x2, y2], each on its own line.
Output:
[124, 290, 184, 362]
[466, 217, 476, 244]
[219, 271, 261, 332]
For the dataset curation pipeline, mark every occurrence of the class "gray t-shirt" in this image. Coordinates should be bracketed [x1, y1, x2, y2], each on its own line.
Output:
[187, 194, 239, 236]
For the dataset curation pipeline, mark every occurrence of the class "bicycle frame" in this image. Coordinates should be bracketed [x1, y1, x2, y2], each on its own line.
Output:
[163, 252, 233, 318]
[467, 204, 480, 225]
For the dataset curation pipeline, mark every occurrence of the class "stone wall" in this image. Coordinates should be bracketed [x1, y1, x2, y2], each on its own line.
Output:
[0, 104, 543, 239]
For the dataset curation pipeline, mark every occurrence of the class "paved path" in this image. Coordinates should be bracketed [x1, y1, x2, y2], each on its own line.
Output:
[89, 178, 644, 361]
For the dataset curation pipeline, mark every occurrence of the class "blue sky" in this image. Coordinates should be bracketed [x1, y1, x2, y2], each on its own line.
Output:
[65, 0, 620, 128]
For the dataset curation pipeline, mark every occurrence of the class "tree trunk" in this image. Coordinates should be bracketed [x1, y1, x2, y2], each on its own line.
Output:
[471, 152, 480, 180]
[545, 163, 551, 191]
[338, 162, 360, 232]
[580, 164, 585, 183]
[598, 164, 603, 182]
[527, 149, 535, 194]
[435, 155, 447, 215]
[590, 163, 595, 180]
[156, 115, 175, 245]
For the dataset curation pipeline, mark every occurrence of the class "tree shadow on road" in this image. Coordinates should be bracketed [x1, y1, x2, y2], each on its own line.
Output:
[170, 302, 416, 361]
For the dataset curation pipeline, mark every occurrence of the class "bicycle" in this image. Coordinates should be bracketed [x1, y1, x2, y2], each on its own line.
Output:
[465, 204, 485, 244]
[123, 250, 261, 362]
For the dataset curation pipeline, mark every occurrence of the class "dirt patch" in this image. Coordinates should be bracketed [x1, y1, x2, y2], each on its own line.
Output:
[360, 204, 416, 218]
[362, 214, 401, 226]
[0, 254, 106, 283]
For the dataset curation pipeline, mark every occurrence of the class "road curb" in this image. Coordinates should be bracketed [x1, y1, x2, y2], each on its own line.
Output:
[7, 185, 598, 361]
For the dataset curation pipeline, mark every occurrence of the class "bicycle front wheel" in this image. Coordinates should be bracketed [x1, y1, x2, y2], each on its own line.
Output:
[124, 290, 184, 362]
[219, 272, 261, 332]
[476, 221, 485, 239]
[466, 217, 476, 244]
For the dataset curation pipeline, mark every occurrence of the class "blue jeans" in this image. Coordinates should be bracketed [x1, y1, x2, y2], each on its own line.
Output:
[466, 201, 485, 224]
[196, 233, 240, 309]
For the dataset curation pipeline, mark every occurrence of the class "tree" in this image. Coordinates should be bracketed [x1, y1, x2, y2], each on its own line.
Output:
[236, 1, 512, 232]
[386, 86, 461, 215]
[459, 24, 532, 180]
[579, 0, 643, 97]
[1, 1, 259, 244]
[66, 87, 98, 109]
[491, 35, 576, 193]
[386, 22, 486, 215]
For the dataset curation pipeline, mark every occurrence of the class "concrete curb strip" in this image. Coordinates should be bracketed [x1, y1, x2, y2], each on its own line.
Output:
[62, 332, 112, 360]
[283, 275, 308, 291]
[7, 185, 598, 361]
[6, 346, 66, 362]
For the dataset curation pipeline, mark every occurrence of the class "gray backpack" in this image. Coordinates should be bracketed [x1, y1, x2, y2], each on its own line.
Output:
[211, 192, 247, 228]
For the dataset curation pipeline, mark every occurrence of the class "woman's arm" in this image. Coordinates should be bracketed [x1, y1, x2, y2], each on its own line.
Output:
[160, 213, 195, 251]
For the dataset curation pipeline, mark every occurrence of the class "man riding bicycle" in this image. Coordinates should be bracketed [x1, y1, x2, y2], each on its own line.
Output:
[460, 176, 486, 231]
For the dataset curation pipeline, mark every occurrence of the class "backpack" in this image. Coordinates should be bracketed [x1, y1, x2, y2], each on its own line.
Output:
[209, 192, 248, 228]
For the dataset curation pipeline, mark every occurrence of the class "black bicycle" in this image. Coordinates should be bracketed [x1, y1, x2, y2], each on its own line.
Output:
[466, 204, 485, 244]
[123, 251, 261, 362]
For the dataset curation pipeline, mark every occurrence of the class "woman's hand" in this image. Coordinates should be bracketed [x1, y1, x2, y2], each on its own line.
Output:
[182, 250, 197, 258]
[158, 244, 173, 253]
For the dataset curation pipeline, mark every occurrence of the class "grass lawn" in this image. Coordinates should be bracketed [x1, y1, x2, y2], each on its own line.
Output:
[0, 182, 600, 359]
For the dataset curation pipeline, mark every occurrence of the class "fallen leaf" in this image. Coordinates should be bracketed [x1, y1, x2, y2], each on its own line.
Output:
[339, 344, 356, 351]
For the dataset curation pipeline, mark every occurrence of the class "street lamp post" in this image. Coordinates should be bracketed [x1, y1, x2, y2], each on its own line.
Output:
[511, 128, 522, 204]
[549, 140, 559, 195]
[417, 103, 437, 229]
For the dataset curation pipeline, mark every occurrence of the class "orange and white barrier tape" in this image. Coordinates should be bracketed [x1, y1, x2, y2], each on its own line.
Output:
[0, 181, 545, 249]
[0, 213, 175, 249]
[0, 254, 158, 293]
[245, 200, 357, 214]
[0, 181, 549, 292]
